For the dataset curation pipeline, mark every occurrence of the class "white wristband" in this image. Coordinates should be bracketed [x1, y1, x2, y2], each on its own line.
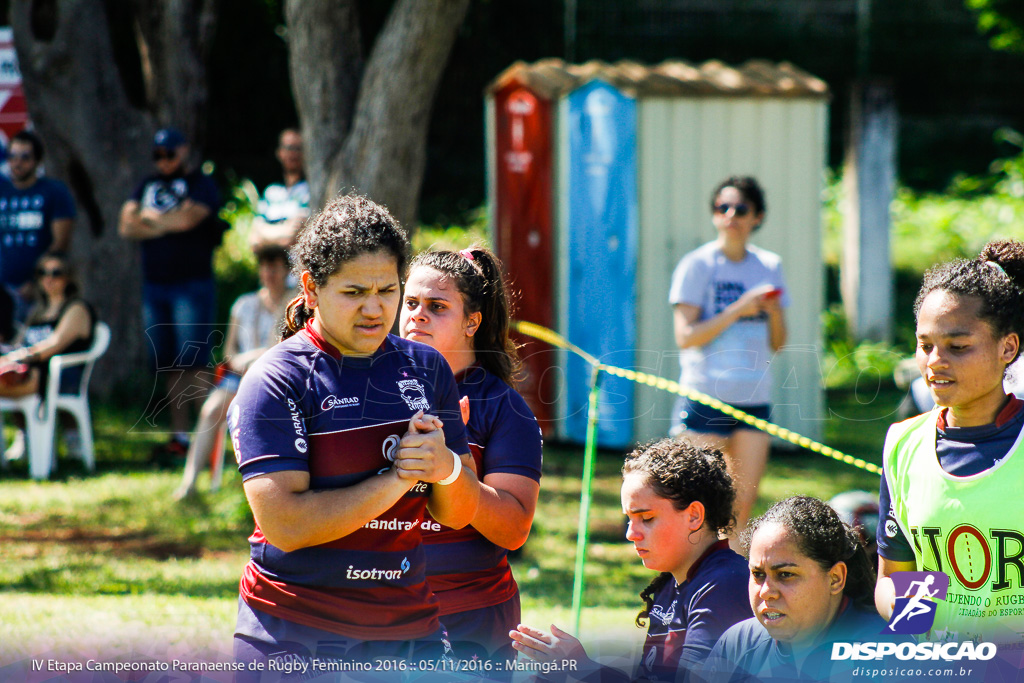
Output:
[435, 449, 463, 486]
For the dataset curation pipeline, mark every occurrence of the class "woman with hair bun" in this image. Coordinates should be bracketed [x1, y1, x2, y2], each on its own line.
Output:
[704, 495, 890, 683]
[400, 246, 542, 677]
[227, 194, 478, 676]
[876, 239, 1024, 645]
[510, 438, 750, 683]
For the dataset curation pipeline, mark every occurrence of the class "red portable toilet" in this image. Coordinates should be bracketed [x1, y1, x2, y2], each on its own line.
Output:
[0, 28, 30, 144]
[486, 63, 572, 434]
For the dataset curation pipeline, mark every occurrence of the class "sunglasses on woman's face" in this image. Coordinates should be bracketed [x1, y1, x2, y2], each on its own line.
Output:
[153, 149, 176, 161]
[714, 203, 751, 217]
[36, 267, 66, 278]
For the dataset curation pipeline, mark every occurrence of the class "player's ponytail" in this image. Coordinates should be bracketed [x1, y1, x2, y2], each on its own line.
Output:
[636, 573, 673, 628]
[282, 294, 310, 340]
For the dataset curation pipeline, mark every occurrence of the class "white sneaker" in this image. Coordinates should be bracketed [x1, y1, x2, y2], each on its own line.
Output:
[65, 429, 82, 459]
[5, 430, 25, 461]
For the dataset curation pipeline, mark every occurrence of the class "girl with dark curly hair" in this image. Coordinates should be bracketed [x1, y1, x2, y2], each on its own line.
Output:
[227, 194, 479, 677]
[876, 239, 1024, 645]
[511, 439, 750, 682]
[704, 495, 888, 682]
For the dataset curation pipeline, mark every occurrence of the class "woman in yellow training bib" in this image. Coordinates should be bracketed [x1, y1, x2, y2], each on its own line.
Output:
[876, 239, 1024, 646]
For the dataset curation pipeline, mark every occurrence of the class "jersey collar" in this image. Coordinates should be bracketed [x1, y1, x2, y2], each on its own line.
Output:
[685, 538, 730, 583]
[300, 319, 390, 363]
[936, 395, 1023, 431]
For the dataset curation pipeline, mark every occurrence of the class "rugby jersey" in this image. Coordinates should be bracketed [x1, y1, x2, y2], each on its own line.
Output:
[228, 326, 469, 640]
[637, 541, 751, 683]
[422, 364, 543, 615]
[877, 397, 1024, 562]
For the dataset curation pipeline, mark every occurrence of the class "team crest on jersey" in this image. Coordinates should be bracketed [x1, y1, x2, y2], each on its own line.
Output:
[142, 179, 187, 213]
[650, 599, 677, 626]
[397, 379, 430, 412]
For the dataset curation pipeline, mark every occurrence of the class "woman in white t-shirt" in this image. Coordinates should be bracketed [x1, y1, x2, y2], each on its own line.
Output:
[174, 245, 293, 499]
[668, 176, 788, 538]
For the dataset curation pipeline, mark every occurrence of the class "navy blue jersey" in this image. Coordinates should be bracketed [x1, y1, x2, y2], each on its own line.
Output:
[636, 541, 751, 683]
[423, 364, 543, 615]
[0, 177, 75, 287]
[877, 397, 1024, 561]
[130, 169, 223, 283]
[703, 601, 898, 683]
[228, 327, 469, 640]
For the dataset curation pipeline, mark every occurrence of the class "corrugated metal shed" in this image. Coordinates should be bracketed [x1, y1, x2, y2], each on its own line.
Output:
[486, 59, 830, 446]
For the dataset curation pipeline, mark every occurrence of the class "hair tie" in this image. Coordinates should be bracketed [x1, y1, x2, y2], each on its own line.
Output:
[985, 260, 1007, 277]
[459, 248, 475, 262]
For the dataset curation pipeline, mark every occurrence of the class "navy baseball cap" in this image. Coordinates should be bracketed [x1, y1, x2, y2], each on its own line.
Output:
[153, 128, 186, 150]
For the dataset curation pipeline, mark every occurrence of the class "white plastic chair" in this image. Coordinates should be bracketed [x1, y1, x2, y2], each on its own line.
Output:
[0, 321, 111, 479]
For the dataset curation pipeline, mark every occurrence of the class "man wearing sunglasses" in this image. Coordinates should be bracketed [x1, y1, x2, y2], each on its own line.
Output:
[118, 127, 225, 460]
[0, 130, 76, 307]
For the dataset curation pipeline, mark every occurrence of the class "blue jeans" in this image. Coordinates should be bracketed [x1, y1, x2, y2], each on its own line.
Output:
[142, 277, 217, 371]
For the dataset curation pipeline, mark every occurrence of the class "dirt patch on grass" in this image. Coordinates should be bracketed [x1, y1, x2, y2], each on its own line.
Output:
[0, 527, 203, 559]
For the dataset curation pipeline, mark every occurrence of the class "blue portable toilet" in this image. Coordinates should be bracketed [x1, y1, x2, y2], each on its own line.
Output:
[557, 78, 639, 448]
[487, 59, 830, 450]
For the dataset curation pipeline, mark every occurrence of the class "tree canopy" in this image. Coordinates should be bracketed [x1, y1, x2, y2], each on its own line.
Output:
[966, 0, 1024, 52]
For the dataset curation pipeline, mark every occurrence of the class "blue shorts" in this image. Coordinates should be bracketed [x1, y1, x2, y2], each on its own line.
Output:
[672, 397, 771, 437]
[234, 598, 461, 683]
[440, 594, 520, 682]
[142, 277, 217, 370]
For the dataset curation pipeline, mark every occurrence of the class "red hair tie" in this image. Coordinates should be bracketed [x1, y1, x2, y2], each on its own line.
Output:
[460, 248, 475, 261]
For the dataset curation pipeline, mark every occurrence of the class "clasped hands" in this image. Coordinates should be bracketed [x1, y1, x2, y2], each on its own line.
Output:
[393, 410, 456, 484]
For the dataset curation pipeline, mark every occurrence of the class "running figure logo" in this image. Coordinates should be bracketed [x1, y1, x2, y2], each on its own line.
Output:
[886, 571, 949, 634]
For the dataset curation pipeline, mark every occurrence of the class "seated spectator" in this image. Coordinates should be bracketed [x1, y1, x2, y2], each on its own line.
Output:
[701, 495, 902, 683]
[0, 252, 95, 459]
[512, 439, 751, 683]
[248, 128, 309, 250]
[173, 244, 293, 499]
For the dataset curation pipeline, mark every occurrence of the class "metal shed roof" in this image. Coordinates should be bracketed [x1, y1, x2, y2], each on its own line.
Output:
[487, 58, 830, 99]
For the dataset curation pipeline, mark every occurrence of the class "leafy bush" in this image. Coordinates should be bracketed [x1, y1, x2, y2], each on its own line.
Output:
[824, 128, 1024, 270]
[820, 129, 1024, 389]
[411, 206, 490, 253]
[213, 177, 262, 334]
[819, 304, 904, 390]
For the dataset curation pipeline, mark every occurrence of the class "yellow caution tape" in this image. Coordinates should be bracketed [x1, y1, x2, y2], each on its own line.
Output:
[512, 320, 882, 476]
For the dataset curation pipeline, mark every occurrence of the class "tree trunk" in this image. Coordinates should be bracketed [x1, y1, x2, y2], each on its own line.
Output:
[131, 0, 218, 149]
[11, 0, 216, 397]
[287, 0, 471, 228]
[285, 0, 364, 209]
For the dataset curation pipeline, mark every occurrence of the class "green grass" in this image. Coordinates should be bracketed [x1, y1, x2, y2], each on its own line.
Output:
[0, 388, 904, 662]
